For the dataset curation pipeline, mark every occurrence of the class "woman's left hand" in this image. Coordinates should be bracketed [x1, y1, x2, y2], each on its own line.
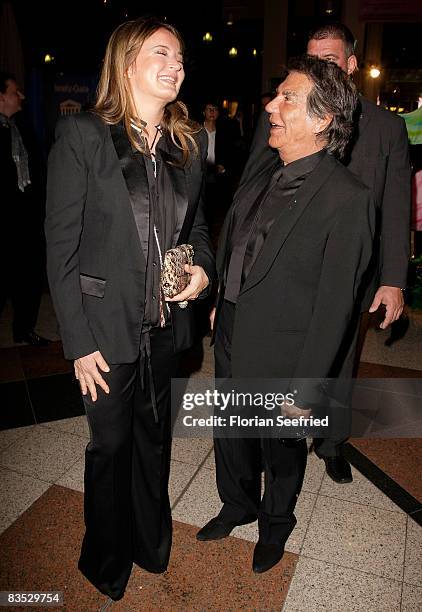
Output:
[166, 264, 209, 303]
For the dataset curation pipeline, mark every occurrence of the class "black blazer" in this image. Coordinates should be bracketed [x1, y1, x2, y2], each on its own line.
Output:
[45, 113, 214, 362]
[243, 98, 411, 308]
[215, 153, 374, 403]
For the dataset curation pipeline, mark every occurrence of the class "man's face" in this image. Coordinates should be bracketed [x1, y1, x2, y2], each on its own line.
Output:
[0, 79, 24, 117]
[265, 71, 326, 162]
[204, 104, 219, 121]
[307, 37, 357, 75]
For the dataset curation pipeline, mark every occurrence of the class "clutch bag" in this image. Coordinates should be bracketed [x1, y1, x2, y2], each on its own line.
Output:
[161, 244, 194, 301]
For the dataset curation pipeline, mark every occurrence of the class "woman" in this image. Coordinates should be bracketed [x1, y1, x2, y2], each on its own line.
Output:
[45, 17, 214, 601]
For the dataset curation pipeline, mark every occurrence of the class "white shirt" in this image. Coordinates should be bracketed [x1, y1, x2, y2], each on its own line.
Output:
[204, 126, 216, 165]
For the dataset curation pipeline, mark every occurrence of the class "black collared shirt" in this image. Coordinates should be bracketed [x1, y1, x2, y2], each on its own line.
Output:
[224, 149, 325, 303]
[141, 135, 178, 331]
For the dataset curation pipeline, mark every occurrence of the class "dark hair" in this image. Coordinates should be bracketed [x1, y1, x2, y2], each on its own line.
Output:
[203, 101, 219, 111]
[287, 54, 358, 159]
[0, 72, 16, 94]
[308, 22, 356, 58]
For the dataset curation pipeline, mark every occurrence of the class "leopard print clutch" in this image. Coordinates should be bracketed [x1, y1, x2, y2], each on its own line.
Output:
[161, 244, 194, 299]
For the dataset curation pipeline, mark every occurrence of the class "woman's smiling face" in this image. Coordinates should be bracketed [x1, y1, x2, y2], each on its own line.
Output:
[127, 27, 185, 106]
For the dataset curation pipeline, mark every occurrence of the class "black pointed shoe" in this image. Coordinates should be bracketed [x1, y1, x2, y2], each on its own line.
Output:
[252, 542, 285, 574]
[13, 330, 50, 347]
[196, 515, 256, 541]
[323, 456, 353, 484]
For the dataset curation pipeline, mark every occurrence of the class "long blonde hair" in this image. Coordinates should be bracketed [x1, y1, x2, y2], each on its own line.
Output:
[93, 17, 200, 164]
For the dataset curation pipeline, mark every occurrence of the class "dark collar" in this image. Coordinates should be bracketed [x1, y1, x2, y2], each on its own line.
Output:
[277, 149, 326, 184]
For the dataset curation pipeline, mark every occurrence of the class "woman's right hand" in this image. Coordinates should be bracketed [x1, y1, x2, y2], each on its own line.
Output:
[209, 307, 216, 331]
[74, 351, 110, 402]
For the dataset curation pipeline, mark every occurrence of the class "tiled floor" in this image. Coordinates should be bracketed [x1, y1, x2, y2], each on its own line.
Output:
[0, 295, 421, 610]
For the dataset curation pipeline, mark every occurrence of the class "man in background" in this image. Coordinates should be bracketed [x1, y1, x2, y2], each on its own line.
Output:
[0, 71, 49, 346]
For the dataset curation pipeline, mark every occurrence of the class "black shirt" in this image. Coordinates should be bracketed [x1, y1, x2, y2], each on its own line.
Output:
[224, 149, 326, 303]
[141, 133, 179, 331]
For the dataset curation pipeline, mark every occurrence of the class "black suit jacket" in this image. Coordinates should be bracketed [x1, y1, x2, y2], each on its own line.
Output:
[45, 113, 214, 362]
[242, 98, 411, 309]
[216, 153, 374, 403]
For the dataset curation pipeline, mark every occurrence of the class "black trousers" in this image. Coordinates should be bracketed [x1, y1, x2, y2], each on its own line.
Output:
[78, 326, 180, 601]
[213, 301, 307, 545]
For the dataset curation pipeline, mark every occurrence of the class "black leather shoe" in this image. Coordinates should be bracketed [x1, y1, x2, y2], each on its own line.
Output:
[252, 542, 285, 574]
[323, 456, 353, 483]
[196, 515, 256, 541]
[13, 331, 50, 347]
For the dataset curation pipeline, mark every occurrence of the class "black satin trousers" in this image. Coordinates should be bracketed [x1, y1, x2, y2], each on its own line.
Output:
[213, 301, 308, 544]
[78, 326, 179, 601]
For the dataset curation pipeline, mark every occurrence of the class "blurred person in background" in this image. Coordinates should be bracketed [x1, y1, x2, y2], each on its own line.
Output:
[0, 71, 49, 346]
[203, 100, 240, 243]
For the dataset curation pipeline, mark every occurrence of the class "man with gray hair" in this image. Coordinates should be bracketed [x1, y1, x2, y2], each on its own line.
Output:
[196, 55, 375, 574]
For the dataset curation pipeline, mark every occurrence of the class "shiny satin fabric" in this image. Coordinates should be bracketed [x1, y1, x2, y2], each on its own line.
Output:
[78, 326, 179, 601]
[109, 124, 190, 264]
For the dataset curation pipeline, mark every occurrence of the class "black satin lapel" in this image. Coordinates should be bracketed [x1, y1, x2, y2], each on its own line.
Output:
[160, 148, 188, 246]
[109, 124, 149, 262]
[240, 153, 337, 295]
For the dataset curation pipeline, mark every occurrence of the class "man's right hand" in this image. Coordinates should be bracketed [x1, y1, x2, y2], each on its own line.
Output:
[74, 351, 110, 402]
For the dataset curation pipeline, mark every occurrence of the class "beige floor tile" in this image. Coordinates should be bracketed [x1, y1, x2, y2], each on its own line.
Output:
[401, 582, 422, 611]
[0, 425, 87, 483]
[302, 451, 325, 494]
[203, 449, 215, 470]
[55, 457, 85, 492]
[282, 556, 402, 612]
[171, 437, 213, 466]
[169, 460, 199, 507]
[285, 492, 317, 554]
[40, 416, 90, 438]
[172, 466, 221, 528]
[319, 467, 404, 513]
[404, 517, 422, 586]
[301, 495, 406, 580]
[0, 467, 50, 534]
[0, 425, 35, 452]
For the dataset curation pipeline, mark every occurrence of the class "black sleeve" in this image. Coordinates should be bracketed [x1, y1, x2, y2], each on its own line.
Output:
[45, 116, 99, 359]
[291, 189, 375, 405]
[188, 129, 215, 297]
[379, 116, 411, 288]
